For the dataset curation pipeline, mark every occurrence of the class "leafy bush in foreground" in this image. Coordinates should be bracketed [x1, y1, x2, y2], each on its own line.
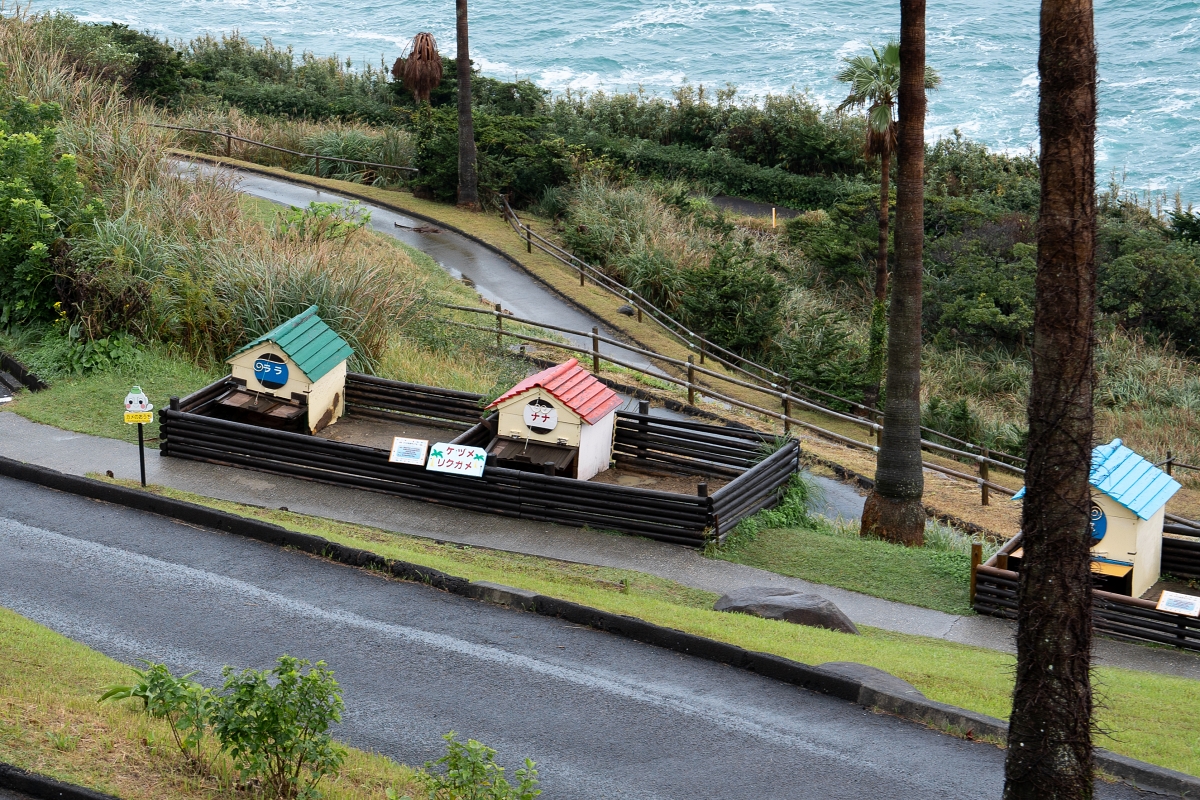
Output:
[421, 732, 541, 800]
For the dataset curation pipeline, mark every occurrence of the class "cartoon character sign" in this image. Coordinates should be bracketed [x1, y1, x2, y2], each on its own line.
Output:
[124, 386, 153, 413]
[523, 399, 558, 434]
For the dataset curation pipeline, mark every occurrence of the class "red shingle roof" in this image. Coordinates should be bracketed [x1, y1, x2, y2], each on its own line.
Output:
[487, 359, 622, 425]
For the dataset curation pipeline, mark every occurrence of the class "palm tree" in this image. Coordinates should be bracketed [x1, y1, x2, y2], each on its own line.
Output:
[1003, 0, 1098, 795]
[836, 41, 939, 411]
[456, 0, 480, 209]
[392, 32, 442, 104]
[858, 2, 930, 546]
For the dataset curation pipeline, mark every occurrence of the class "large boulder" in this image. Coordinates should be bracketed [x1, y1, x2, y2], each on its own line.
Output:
[713, 587, 859, 634]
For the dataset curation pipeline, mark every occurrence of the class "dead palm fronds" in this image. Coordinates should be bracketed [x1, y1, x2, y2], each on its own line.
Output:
[392, 33, 442, 104]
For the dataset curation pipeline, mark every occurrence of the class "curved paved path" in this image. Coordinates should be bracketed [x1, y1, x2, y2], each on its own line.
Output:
[0, 478, 1148, 800]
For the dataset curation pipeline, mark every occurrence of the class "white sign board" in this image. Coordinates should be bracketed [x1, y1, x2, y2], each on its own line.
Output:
[523, 401, 558, 431]
[1156, 590, 1200, 617]
[426, 443, 487, 477]
[388, 437, 429, 466]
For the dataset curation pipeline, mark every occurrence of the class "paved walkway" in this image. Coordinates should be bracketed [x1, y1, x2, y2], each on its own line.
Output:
[2, 411, 1199, 681]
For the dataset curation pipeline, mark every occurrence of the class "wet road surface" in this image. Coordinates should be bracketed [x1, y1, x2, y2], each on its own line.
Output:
[0, 478, 1146, 800]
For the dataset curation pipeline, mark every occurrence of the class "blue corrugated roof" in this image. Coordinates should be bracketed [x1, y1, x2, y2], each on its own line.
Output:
[1012, 439, 1180, 519]
[227, 305, 353, 383]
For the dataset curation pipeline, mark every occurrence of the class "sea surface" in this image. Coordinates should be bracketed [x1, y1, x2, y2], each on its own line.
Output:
[31, 0, 1200, 200]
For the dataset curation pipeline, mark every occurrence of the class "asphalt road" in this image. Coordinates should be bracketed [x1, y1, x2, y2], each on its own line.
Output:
[0, 477, 1147, 799]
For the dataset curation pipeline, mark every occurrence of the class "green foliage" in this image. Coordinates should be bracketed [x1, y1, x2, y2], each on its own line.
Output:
[0, 93, 100, 326]
[775, 307, 867, 404]
[925, 241, 1037, 347]
[784, 186, 882, 285]
[100, 660, 214, 770]
[680, 241, 782, 355]
[594, 138, 852, 210]
[924, 133, 1040, 216]
[1097, 226, 1200, 351]
[1169, 208, 1200, 244]
[65, 323, 140, 374]
[410, 107, 569, 204]
[274, 201, 371, 241]
[211, 655, 346, 800]
[421, 732, 541, 800]
[922, 395, 1026, 457]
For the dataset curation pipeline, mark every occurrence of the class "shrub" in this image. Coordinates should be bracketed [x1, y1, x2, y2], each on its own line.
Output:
[784, 186, 882, 285]
[775, 306, 868, 405]
[680, 241, 782, 356]
[0, 92, 101, 326]
[100, 661, 214, 770]
[211, 655, 346, 800]
[1097, 228, 1200, 351]
[924, 241, 1037, 347]
[421, 732, 540, 800]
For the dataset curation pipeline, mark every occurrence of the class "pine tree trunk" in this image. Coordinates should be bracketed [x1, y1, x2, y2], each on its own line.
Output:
[862, 147, 892, 411]
[455, 0, 480, 209]
[1003, 0, 1097, 796]
[860, 0, 926, 546]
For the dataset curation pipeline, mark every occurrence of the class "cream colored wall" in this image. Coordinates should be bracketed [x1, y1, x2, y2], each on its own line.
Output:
[228, 343, 310, 400]
[1132, 506, 1165, 598]
[1091, 492, 1164, 597]
[577, 411, 616, 481]
[307, 361, 347, 433]
[494, 388, 582, 447]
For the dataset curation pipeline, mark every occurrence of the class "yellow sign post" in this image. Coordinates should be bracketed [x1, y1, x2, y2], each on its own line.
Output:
[124, 386, 153, 486]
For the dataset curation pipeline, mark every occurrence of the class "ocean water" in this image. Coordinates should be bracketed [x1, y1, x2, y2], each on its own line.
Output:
[32, 0, 1200, 199]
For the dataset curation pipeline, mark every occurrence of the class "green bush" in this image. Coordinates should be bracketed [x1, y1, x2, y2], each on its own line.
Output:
[680, 241, 782, 356]
[774, 307, 867, 405]
[421, 732, 540, 800]
[924, 241, 1037, 347]
[211, 655, 346, 800]
[0, 91, 101, 326]
[784, 185, 882, 285]
[411, 107, 569, 204]
[1097, 227, 1200, 351]
[100, 660, 214, 770]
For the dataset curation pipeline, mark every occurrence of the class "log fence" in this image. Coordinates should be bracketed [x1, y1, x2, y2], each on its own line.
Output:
[972, 530, 1200, 652]
[161, 376, 797, 546]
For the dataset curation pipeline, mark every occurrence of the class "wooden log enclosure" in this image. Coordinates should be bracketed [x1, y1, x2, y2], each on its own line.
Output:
[161, 376, 799, 546]
[972, 530, 1200, 652]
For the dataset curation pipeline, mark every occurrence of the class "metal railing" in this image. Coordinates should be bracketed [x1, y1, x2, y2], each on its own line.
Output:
[147, 122, 418, 178]
[500, 198, 1027, 471]
[445, 302, 1023, 507]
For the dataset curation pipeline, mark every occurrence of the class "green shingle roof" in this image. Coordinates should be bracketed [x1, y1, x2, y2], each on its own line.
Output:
[228, 305, 353, 383]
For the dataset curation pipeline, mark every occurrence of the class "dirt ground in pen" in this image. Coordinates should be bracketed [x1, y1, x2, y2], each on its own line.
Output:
[315, 415, 465, 451]
[589, 465, 729, 495]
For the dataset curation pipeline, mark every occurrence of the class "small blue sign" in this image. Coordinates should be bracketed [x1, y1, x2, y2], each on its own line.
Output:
[1090, 502, 1107, 544]
[253, 359, 289, 390]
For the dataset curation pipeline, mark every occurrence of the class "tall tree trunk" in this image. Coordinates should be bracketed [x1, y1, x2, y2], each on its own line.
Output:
[859, 0, 926, 546]
[455, 0, 479, 209]
[1003, 0, 1097, 796]
[862, 147, 891, 411]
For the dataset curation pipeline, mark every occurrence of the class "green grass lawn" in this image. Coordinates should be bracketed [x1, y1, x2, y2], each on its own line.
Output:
[712, 523, 978, 615]
[0, 607, 425, 800]
[94, 476, 1200, 777]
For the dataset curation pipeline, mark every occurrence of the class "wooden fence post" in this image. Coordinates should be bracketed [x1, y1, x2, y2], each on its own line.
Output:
[591, 327, 600, 373]
[697, 482, 708, 498]
[315, 155, 321, 178]
[698, 340, 705, 365]
[225, 131, 231, 157]
[979, 448, 990, 506]
[687, 356, 696, 406]
[782, 393, 791, 435]
[637, 400, 649, 464]
[969, 542, 982, 604]
[579, 266, 585, 287]
[1167, 449, 1174, 476]
[526, 226, 532, 253]
[495, 303, 503, 348]
[997, 552, 1009, 571]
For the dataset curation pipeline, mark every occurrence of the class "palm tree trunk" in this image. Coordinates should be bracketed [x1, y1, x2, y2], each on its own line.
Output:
[862, 148, 891, 410]
[860, 0, 926, 546]
[1003, 0, 1097, 796]
[455, 0, 480, 209]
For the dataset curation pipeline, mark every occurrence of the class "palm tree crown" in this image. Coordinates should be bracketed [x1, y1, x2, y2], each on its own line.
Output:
[836, 41, 939, 158]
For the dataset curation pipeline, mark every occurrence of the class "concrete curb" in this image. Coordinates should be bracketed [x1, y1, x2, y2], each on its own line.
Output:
[0, 762, 120, 800]
[2, 456, 1195, 797]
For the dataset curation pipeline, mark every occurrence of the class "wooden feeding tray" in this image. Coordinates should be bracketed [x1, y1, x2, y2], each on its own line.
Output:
[215, 387, 306, 430]
[488, 437, 577, 476]
[1008, 547, 1134, 595]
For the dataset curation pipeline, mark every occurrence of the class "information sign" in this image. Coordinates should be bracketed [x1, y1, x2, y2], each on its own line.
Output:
[426, 443, 487, 477]
[523, 401, 558, 432]
[389, 436, 429, 466]
[1156, 590, 1200, 617]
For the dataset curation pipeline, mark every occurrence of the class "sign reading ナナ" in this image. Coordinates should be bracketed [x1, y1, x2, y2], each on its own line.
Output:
[388, 436, 429, 466]
[254, 358, 289, 390]
[123, 386, 153, 425]
[425, 443, 487, 477]
[1156, 590, 1200, 617]
[523, 401, 557, 431]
